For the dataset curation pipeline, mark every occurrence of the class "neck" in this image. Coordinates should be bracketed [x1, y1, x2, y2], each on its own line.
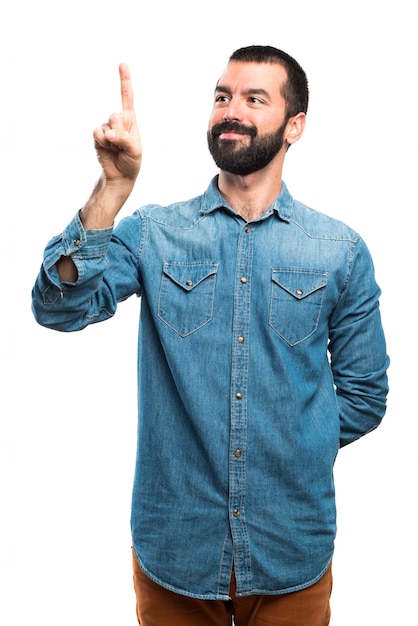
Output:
[217, 155, 285, 221]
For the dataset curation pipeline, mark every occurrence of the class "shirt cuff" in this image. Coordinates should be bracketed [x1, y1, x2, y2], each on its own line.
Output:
[42, 212, 114, 286]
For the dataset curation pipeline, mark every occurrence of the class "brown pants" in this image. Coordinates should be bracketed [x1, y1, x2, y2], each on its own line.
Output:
[132, 551, 332, 626]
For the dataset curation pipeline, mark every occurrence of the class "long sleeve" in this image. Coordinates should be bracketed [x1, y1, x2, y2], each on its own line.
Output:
[32, 211, 141, 332]
[328, 236, 389, 447]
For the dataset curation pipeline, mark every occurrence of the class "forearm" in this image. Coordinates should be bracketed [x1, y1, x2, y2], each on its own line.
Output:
[332, 302, 389, 447]
[32, 211, 142, 332]
[56, 255, 78, 282]
[56, 175, 136, 283]
[80, 174, 136, 229]
[32, 213, 114, 330]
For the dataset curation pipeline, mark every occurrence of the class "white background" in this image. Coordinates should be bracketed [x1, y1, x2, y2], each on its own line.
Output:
[2, 1, 416, 624]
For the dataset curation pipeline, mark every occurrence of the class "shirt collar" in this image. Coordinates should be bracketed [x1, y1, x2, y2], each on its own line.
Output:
[200, 176, 293, 222]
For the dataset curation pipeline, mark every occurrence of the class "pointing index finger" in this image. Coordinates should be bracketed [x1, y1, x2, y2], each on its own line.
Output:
[119, 62, 134, 110]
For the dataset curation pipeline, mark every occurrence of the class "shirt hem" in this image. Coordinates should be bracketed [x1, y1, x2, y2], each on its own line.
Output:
[133, 546, 332, 601]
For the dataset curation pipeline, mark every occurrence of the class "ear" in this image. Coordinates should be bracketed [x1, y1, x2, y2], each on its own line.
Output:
[285, 112, 306, 146]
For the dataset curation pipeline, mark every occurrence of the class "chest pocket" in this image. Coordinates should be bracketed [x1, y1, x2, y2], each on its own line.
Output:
[158, 261, 218, 337]
[270, 269, 327, 346]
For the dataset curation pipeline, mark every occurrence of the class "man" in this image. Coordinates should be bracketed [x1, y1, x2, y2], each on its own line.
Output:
[32, 46, 389, 625]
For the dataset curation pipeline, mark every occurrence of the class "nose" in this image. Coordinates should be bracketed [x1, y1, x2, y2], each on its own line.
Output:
[222, 99, 243, 122]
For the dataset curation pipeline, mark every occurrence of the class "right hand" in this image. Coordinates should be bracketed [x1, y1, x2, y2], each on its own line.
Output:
[58, 63, 142, 281]
[93, 62, 142, 184]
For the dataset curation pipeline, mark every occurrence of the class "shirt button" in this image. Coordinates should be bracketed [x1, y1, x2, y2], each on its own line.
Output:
[296, 288, 303, 295]
[235, 392, 243, 400]
[186, 280, 193, 286]
[233, 509, 240, 517]
[235, 449, 242, 458]
[73, 239, 80, 246]
[240, 277, 247, 284]
[245, 226, 251, 233]
[237, 336, 245, 343]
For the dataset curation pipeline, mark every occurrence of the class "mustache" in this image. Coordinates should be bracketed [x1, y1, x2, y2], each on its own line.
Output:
[210, 121, 258, 138]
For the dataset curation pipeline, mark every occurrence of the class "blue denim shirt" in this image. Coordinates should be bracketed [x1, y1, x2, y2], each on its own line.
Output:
[32, 177, 389, 599]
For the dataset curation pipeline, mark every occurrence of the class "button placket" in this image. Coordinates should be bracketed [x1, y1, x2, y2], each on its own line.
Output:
[229, 224, 252, 561]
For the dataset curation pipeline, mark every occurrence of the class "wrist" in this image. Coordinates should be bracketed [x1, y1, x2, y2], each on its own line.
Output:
[80, 175, 135, 229]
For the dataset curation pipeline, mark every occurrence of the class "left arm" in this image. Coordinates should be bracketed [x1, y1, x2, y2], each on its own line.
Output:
[328, 237, 390, 447]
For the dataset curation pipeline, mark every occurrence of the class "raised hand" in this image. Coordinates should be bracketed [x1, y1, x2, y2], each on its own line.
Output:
[79, 63, 142, 231]
[93, 62, 142, 183]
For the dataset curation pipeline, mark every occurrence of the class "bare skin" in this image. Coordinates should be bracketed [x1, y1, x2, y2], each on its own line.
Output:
[57, 61, 305, 282]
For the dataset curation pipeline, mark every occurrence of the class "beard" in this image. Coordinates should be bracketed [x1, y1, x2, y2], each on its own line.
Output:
[207, 120, 287, 176]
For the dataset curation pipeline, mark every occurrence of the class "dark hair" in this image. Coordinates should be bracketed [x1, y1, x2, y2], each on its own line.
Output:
[229, 45, 309, 118]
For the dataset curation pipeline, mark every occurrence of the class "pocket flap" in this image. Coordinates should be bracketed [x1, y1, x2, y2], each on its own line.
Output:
[272, 269, 327, 299]
[163, 262, 218, 291]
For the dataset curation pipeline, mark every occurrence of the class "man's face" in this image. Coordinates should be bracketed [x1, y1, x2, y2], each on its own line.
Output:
[207, 61, 290, 176]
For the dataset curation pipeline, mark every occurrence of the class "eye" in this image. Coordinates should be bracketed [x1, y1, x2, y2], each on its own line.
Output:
[215, 94, 230, 103]
[248, 96, 263, 105]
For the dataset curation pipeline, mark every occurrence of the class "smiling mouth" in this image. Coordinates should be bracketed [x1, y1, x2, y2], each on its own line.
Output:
[212, 121, 257, 140]
[219, 131, 251, 140]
